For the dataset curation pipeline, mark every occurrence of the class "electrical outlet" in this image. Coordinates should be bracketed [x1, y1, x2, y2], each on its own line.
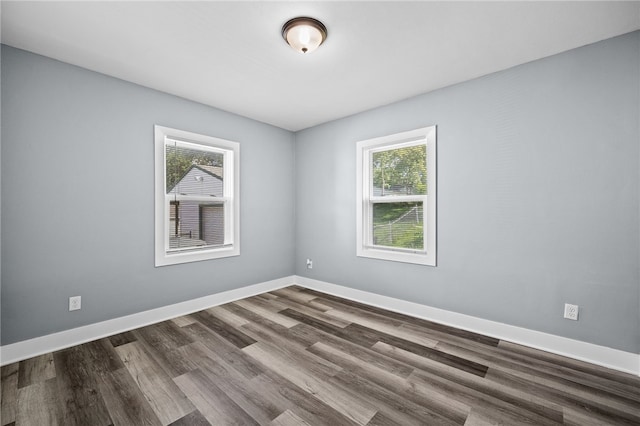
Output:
[564, 303, 578, 320]
[306, 258, 313, 269]
[69, 296, 82, 311]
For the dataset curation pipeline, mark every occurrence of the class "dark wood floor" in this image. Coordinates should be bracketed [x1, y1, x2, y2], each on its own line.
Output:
[1, 286, 639, 426]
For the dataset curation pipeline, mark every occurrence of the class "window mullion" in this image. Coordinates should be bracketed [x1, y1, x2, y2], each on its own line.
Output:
[369, 195, 426, 203]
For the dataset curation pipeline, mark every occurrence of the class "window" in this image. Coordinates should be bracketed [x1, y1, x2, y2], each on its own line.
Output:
[154, 125, 239, 266]
[356, 126, 436, 265]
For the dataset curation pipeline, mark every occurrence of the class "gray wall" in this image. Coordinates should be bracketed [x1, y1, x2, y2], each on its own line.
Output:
[1, 46, 296, 345]
[3, 32, 639, 354]
[295, 32, 640, 354]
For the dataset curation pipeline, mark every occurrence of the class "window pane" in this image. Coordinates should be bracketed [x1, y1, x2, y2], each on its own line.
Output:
[168, 200, 225, 251]
[372, 202, 423, 249]
[372, 145, 426, 196]
[166, 144, 224, 197]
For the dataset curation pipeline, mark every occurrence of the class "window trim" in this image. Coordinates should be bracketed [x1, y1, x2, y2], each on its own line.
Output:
[154, 125, 240, 267]
[356, 126, 436, 266]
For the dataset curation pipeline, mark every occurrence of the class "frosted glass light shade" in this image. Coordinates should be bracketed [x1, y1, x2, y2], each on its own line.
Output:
[282, 17, 327, 54]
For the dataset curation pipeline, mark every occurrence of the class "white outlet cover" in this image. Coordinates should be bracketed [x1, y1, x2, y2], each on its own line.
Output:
[69, 296, 81, 311]
[564, 303, 578, 320]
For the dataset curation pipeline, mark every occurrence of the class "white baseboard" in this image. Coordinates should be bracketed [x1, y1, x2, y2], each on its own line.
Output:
[294, 275, 640, 377]
[3, 274, 638, 377]
[0, 276, 293, 366]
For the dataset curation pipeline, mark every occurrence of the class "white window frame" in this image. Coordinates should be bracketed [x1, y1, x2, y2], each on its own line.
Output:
[356, 126, 436, 266]
[154, 125, 240, 266]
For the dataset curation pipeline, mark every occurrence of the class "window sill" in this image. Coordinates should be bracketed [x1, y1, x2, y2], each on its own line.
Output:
[155, 245, 240, 267]
[357, 246, 435, 266]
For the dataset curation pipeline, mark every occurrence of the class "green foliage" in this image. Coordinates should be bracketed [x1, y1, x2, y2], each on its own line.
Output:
[373, 202, 423, 249]
[166, 146, 222, 191]
[372, 145, 426, 195]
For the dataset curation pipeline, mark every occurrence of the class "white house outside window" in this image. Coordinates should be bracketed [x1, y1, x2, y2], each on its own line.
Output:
[356, 126, 436, 266]
[155, 125, 239, 266]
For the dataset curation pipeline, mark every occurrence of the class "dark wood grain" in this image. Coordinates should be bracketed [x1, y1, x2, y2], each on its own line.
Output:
[173, 368, 259, 425]
[114, 341, 194, 424]
[1, 363, 19, 426]
[16, 353, 55, 389]
[167, 410, 210, 426]
[16, 378, 62, 426]
[52, 346, 113, 426]
[97, 368, 161, 426]
[190, 310, 256, 348]
[107, 331, 137, 348]
[2, 285, 639, 426]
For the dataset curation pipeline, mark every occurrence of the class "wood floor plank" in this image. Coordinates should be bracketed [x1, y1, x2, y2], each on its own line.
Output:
[173, 368, 259, 426]
[135, 322, 200, 379]
[167, 410, 210, 426]
[397, 322, 500, 352]
[331, 370, 463, 426]
[447, 337, 640, 404]
[484, 367, 640, 425]
[17, 353, 55, 389]
[279, 308, 380, 347]
[499, 340, 640, 387]
[290, 323, 414, 378]
[241, 321, 343, 378]
[190, 310, 257, 348]
[134, 321, 193, 353]
[270, 287, 319, 304]
[249, 372, 360, 426]
[318, 298, 406, 328]
[497, 340, 640, 402]
[340, 320, 489, 377]
[182, 322, 264, 380]
[115, 341, 194, 425]
[372, 341, 564, 424]
[1, 363, 19, 426]
[245, 294, 292, 312]
[326, 308, 442, 348]
[243, 342, 378, 425]
[197, 361, 279, 424]
[462, 406, 550, 426]
[206, 304, 251, 327]
[233, 298, 300, 328]
[3, 286, 639, 426]
[438, 340, 640, 420]
[170, 316, 196, 328]
[15, 378, 62, 426]
[270, 409, 313, 426]
[79, 339, 126, 375]
[108, 331, 137, 348]
[299, 289, 499, 346]
[181, 320, 238, 356]
[272, 298, 353, 328]
[307, 341, 469, 425]
[280, 323, 324, 347]
[176, 340, 282, 425]
[408, 371, 562, 426]
[562, 406, 634, 426]
[52, 346, 113, 426]
[97, 367, 162, 426]
[366, 411, 422, 426]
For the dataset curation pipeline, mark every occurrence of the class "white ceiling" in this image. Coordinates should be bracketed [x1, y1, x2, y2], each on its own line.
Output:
[2, 1, 639, 131]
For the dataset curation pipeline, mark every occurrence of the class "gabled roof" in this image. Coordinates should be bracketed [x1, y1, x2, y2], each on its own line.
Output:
[191, 164, 223, 181]
[168, 164, 223, 194]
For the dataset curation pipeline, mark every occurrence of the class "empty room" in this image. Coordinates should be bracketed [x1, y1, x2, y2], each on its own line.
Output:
[1, 1, 639, 425]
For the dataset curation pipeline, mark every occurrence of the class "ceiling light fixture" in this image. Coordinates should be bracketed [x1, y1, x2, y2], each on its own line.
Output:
[282, 17, 327, 54]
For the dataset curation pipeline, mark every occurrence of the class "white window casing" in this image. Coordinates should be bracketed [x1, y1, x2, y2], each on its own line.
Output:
[154, 125, 240, 266]
[356, 126, 436, 266]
